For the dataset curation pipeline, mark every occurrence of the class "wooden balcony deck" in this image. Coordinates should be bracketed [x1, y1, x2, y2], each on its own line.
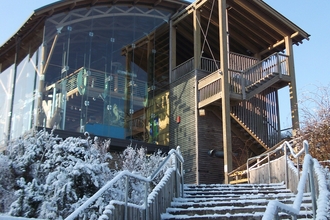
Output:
[198, 52, 291, 108]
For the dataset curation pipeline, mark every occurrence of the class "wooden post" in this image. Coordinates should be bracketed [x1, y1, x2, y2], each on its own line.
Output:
[285, 36, 300, 136]
[219, 0, 232, 184]
[169, 20, 176, 83]
[193, 9, 201, 69]
[193, 7, 201, 185]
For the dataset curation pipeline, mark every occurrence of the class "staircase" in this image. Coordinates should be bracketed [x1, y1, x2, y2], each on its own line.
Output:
[230, 113, 268, 155]
[161, 183, 313, 220]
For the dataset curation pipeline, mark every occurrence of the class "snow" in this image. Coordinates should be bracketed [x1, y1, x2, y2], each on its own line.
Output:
[262, 142, 330, 220]
[1, 132, 329, 220]
[0, 215, 45, 220]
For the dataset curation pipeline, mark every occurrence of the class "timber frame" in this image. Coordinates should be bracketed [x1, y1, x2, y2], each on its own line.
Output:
[167, 0, 309, 184]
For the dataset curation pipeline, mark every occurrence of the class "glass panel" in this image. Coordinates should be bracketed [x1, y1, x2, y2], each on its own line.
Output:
[11, 50, 40, 139]
[42, 5, 171, 145]
[0, 65, 14, 147]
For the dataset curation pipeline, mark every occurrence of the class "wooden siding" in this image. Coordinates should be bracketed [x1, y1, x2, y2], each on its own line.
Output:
[249, 155, 312, 194]
[197, 109, 224, 184]
[170, 71, 197, 184]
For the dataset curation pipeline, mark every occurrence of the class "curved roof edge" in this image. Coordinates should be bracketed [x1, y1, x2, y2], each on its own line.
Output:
[0, 0, 190, 73]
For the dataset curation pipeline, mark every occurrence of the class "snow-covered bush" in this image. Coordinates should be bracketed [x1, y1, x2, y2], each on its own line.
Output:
[0, 130, 168, 219]
[109, 146, 166, 205]
[0, 153, 16, 213]
[1, 130, 113, 219]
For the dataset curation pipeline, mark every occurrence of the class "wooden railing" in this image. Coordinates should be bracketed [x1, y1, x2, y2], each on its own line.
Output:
[200, 57, 220, 73]
[229, 69, 243, 94]
[229, 52, 258, 71]
[171, 58, 194, 83]
[50, 67, 147, 99]
[244, 53, 289, 88]
[198, 70, 222, 108]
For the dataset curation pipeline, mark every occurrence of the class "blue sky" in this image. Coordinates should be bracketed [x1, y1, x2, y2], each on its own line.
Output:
[0, 0, 329, 129]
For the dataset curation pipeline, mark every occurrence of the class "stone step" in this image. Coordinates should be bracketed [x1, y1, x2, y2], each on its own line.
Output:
[184, 183, 286, 189]
[161, 211, 313, 220]
[184, 189, 292, 197]
[161, 183, 314, 220]
[170, 196, 312, 208]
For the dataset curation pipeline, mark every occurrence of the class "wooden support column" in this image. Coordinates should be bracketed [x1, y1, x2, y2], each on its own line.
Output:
[219, 0, 232, 184]
[169, 20, 176, 83]
[285, 36, 300, 135]
[193, 8, 201, 184]
[36, 30, 47, 127]
[193, 9, 201, 69]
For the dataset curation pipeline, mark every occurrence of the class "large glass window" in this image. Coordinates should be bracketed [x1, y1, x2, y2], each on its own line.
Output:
[39, 5, 172, 145]
[0, 65, 14, 147]
[11, 48, 41, 139]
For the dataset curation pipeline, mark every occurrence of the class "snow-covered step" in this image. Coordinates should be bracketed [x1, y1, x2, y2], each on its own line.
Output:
[161, 183, 314, 220]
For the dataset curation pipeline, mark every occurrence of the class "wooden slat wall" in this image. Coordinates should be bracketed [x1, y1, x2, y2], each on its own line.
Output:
[249, 155, 314, 195]
[170, 72, 198, 184]
[249, 156, 286, 184]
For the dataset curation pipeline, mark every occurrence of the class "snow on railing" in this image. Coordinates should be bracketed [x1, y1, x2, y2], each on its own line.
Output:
[65, 146, 184, 220]
[261, 140, 329, 220]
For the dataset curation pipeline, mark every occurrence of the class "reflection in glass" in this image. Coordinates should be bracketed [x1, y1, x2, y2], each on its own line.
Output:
[37, 5, 171, 145]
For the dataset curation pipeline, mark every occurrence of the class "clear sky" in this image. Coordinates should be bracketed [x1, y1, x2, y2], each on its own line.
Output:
[0, 0, 329, 129]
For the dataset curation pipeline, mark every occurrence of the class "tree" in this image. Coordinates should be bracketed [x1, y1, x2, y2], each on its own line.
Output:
[297, 84, 330, 161]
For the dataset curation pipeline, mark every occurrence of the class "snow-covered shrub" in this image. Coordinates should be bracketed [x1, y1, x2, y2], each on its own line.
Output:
[116, 146, 166, 205]
[1, 130, 168, 219]
[3, 130, 113, 219]
[0, 153, 16, 213]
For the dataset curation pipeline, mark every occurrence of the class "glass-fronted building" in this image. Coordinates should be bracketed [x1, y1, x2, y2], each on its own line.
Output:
[0, 0, 309, 184]
[0, 0, 189, 149]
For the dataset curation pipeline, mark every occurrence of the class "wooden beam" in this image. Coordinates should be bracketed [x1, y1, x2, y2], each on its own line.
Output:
[234, 0, 290, 37]
[285, 36, 300, 135]
[260, 32, 300, 56]
[194, 9, 201, 69]
[172, 0, 208, 26]
[228, 11, 274, 46]
[219, 0, 232, 184]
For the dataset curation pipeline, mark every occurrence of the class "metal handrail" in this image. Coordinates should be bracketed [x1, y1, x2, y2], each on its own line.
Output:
[252, 140, 327, 220]
[65, 146, 184, 220]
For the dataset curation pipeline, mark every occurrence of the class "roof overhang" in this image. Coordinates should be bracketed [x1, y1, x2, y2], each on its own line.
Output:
[171, 0, 310, 60]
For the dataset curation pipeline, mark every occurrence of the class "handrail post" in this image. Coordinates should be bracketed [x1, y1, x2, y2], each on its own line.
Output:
[304, 141, 316, 219]
[284, 144, 288, 189]
[174, 153, 179, 197]
[276, 53, 282, 78]
[240, 71, 246, 99]
[180, 160, 184, 198]
[267, 153, 271, 184]
[144, 182, 149, 220]
[297, 157, 300, 181]
[124, 175, 129, 220]
[246, 160, 250, 184]
[308, 160, 317, 219]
